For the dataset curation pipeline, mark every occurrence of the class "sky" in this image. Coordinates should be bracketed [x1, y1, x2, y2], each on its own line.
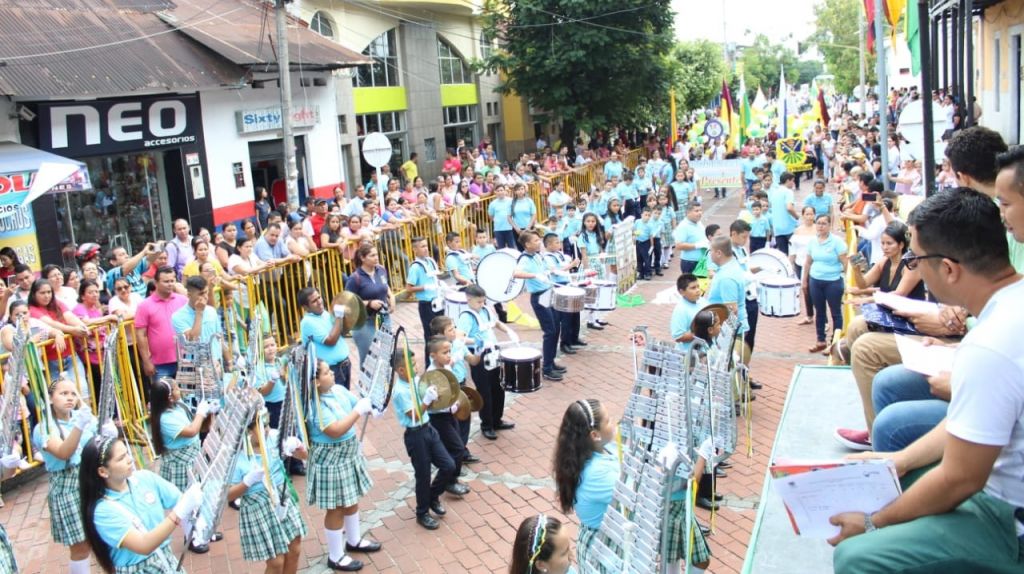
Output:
[672, 0, 820, 50]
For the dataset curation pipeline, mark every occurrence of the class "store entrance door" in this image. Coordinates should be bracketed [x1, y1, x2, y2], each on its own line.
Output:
[164, 149, 190, 232]
[249, 137, 309, 208]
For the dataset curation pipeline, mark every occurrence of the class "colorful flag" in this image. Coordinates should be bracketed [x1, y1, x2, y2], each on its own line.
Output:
[864, 0, 876, 55]
[719, 80, 734, 149]
[779, 66, 788, 138]
[906, 0, 921, 75]
[817, 89, 831, 128]
[753, 86, 768, 111]
[740, 78, 751, 146]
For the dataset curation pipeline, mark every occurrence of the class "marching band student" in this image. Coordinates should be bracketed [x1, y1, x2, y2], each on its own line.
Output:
[515, 230, 565, 382]
[634, 208, 654, 280]
[0, 447, 26, 571]
[662, 440, 714, 573]
[577, 213, 610, 330]
[458, 285, 518, 440]
[424, 335, 472, 496]
[470, 231, 507, 323]
[254, 333, 286, 427]
[80, 436, 204, 573]
[32, 376, 101, 574]
[509, 514, 575, 574]
[406, 236, 442, 358]
[306, 359, 380, 572]
[671, 274, 707, 352]
[430, 316, 481, 463]
[227, 411, 308, 574]
[444, 232, 474, 287]
[650, 205, 666, 276]
[391, 348, 455, 530]
[542, 233, 584, 356]
[658, 193, 676, 269]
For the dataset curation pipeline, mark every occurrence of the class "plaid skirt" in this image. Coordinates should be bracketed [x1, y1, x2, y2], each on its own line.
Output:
[239, 489, 307, 562]
[306, 439, 373, 510]
[48, 465, 86, 545]
[114, 545, 179, 574]
[158, 441, 200, 492]
[0, 523, 17, 573]
[664, 499, 711, 564]
[576, 524, 614, 574]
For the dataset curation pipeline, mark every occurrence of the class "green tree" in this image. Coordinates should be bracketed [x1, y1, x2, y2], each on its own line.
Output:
[797, 60, 825, 86]
[478, 0, 675, 146]
[738, 35, 799, 98]
[672, 40, 725, 112]
[811, 0, 876, 94]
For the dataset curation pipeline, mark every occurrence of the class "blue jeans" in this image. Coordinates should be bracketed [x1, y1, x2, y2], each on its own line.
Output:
[808, 276, 844, 343]
[871, 365, 949, 452]
[530, 292, 559, 372]
[680, 259, 699, 274]
[494, 230, 517, 251]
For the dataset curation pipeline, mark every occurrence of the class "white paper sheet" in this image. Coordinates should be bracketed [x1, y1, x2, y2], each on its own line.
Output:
[873, 291, 939, 316]
[894, 335, 956, 377]
[771, 460, 902, 537]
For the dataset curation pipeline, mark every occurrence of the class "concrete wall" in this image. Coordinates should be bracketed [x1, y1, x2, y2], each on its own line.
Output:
[977, 0, 1024, 145]
[401, 21, 448, 182]
[0, 101, 20, 143]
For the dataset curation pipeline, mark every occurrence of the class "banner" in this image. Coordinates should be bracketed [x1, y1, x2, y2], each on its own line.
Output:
[776, 138, 814, 173]
[690, 160, 745, 189]
[0, 201, 42, 272]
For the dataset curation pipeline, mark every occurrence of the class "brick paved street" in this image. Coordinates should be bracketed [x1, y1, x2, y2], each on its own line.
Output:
[3, 185, 829, 573]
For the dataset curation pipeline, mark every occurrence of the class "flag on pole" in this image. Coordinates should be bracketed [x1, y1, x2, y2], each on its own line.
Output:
[740, 79, 751, 146]
[719, 79, 734, 149]
[753, 86, 768, 111]
[817, 89, 831, 128]
[670, 88, 678, 149]
[779, 66, 788, 138]
[864, 0, 876, 55]
[906, 0, 921, 75]
[884, 0, 906, 34]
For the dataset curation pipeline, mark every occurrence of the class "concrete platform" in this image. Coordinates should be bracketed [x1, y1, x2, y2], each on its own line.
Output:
[742, 366, 863, 574]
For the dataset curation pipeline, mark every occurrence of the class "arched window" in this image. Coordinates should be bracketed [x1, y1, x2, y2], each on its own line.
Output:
[437, 37, 470, 84]
[310, 11, 334, 40]
[479, 32, 495, 60]
[355, 29, 399, 87]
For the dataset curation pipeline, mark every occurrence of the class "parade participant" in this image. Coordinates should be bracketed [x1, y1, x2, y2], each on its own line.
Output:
[515, 230, 565, 382]
[658, 193, 676, 268]
[254, 333, 286, 427]
[228, 412, 307, 574]
[298, 287, 353, 390]
[577, 213, 610, 330]
[663, 439, 714, 571]
[543, 234, 584, 355]
[670, 274, 707, 352]
[80, 437, 203, 573]
[488, 186, 516, 250]
[706, 236, 749, 345]
[306, 359, 380, 571]
[444, 232, 474, 286]
[803, 214, 848, 354]
[405, 237, 442, 358]
[0, 449, 24, 572]
[424, 335, 472, 495]
[748, 201, 772, 252]
[458, 285, 517, 440]
[673, 202, 706, 273]
[431, 316, 481, 463]
[345, 244, 395, 364]
[650, 205, 666, 276]
[391, 349, 456, 530]
[32, 377, 101, 574]
[768, 173, 800, 254]
[509, 514, 574, 574]
[634, 208, 654, 280]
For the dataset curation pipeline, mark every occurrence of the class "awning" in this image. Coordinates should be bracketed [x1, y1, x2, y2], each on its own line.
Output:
[0, 141, 91, 219]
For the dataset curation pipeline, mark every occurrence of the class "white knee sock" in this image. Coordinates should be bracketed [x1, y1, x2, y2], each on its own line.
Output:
[343, 513, 361, 546]
[69, 558, 90, 574]
[325, 528, 345, 562]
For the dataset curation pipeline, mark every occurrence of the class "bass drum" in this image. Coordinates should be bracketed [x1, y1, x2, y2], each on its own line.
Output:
[749, 248, 796, 278]
[475, 249, 525, 303]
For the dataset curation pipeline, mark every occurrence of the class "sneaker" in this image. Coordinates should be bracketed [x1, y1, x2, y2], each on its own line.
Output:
[833, 428, 872, 451]
[543, 371, 564, 382]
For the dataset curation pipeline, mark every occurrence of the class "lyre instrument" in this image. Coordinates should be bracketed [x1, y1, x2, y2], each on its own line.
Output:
[0, 322, 29, 458]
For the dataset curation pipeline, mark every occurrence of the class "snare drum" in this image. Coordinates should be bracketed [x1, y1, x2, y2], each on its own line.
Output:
[552, 286, 585, 313]
[756, 274, 801, 317]
[501, 347, 542, 393]
[476, 249, 525, 303]
[584, 280, 617, 311]
[444, 291, 468, 320]
[583, 284, 598, 305]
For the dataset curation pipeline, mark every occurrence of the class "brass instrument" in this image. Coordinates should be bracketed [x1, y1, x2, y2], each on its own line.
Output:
[0, 322, 28, 457]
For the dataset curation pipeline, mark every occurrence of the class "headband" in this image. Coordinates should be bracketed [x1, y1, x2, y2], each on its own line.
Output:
[98, 436, 116, 464]
[576, 400, 595, 429]
[528, 513, 548, 571]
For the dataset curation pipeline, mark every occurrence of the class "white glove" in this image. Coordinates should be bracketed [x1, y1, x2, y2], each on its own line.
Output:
[0, 453, 21, 470]
[100, 422, 118, 439]
[195, 401, 212, 418]
[282, 436, 303, 457]
[657, 442, 679, 469]
[449, 402, 460, 414]
[354, 397, 373, 416]
[267, 366, 281, 381]
[506, 329, 520, 344]
[422, 386, 438, 406]
[242, 468, 265, 488]
[173, 483, 204, 520]
[72, 408, 93, 431]
[333, 305, 346, 319]
[190, 516, 209, 545]
[370, 408, 385, 419]
[235, 356, 247, 371]
[206, 401, 220, 415]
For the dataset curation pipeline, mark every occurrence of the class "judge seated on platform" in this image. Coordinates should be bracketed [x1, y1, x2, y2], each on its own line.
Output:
[829, 188, 1024, 573]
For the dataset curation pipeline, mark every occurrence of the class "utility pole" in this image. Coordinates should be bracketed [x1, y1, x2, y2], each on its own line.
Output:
[275, 0, 299, 209]
[859, 9, 867, 117]
[875, 0, 890, 188]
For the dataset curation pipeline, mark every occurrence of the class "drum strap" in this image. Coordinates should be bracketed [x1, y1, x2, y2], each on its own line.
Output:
[459, 308, 495, 351]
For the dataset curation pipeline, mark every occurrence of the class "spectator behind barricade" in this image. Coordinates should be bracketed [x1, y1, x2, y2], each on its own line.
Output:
[303, 199, 328, 248]
[216, 222, 240, 269]
[859, 190, 899, 266]
[27, 278, 89, 385]
[255, 187, 272, 231]
[286, 217, 316, 258]
[511, 183, 538, 241]
[276, 202, 291, 223]
[254, 222, 300, 271]
[401, 152, 419, 185]
[183, 238, 223, 279]
[892, 158, 922, 195]
[227, 235, 269, 308]
[443, 149, 462, 182]
[71, 279, 115, 398]
[164, 219, 195, 280]
[135, 267, 186, 386]
[105, 243, 155, 298]
[344, 185, 368, 219]
[320, 213, 345, 256]
[0, 247, 21, 282]
[196, 227, 211, 244]
[43, 265, 78, 311]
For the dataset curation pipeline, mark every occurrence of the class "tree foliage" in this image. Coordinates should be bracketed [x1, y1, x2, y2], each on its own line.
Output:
[811, 0, 876, 94]
[478, 0, 675, 139]
[738, 35, 799, 98]
[671, 40, 725, 112]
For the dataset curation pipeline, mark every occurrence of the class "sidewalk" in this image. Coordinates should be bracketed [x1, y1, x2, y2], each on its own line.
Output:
[3, 182, 828, 573]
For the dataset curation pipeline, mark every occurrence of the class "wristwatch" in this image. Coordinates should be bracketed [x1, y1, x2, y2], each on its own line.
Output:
[864, 513, 877, 533]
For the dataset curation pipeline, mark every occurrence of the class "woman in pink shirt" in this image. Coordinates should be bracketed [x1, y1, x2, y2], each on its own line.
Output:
[72, 279, 116, 397]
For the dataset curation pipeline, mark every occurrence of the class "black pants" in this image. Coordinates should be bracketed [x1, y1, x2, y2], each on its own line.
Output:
[624, 199, 637, 220]
[417, 301, 441, 358]
[636, 239, 652, 278]
[530, 292, 559, 372]
[652, 238, 663, 270]
[403, 424, 454, 516]
[494, 230, 517, 250]
[556, 309, 574, 346]
[680, 259, 699, 274]
[470, 357, 505, 431]
[429, 412, 464, 485]
[750, 236, 768, 252]
[774, 234, 792, 255]
[567, 310, 581, 344]
[744, 298, 759, 351]
[266, 400, 283, 428]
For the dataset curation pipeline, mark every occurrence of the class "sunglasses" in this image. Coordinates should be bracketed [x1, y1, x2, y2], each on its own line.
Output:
[116, 285, 130, 292]
[902, 249, 959, 270]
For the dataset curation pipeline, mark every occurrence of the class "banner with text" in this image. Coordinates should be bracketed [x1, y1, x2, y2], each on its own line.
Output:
[691, 160, 744, 189]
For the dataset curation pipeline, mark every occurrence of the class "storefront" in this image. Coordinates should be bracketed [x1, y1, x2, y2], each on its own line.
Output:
[26, 94, 211, 258]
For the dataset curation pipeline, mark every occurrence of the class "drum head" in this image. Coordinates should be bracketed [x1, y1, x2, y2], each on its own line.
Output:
[756, 273, 801, 287]
[476, 251, 524, 303]
[749, 248, 795, 278]
[500, 346, 542, 361]
[555, 286, 585, 296]
[445, 291, 467, 303]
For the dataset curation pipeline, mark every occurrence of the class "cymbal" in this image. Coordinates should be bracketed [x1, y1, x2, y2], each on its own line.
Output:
[691, 303, 730, 333]
[462, 386, 483, 412]
[454, 390, 471, 421]
[420, 369, 460, 410]
[332, 291, 366, 335]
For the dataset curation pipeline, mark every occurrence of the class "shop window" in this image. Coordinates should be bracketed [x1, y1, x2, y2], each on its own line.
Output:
[311, 11, 334, 40]
[437, 37, 470, 84]
[442, 105, 478, 150]
[355, 29, 400, 88]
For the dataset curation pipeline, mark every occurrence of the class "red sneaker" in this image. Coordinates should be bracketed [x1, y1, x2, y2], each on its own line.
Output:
[833, 428, 872, 451]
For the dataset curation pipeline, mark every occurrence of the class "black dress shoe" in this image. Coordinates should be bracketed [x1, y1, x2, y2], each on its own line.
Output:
[748, 380, 764, 390]
[495, 421, 515, 430]
[481, 428, 498, 440]
[587, 322, 604, 331]
[289, 465, 307, 477]
[463, 453, 481, 464]
[327, 556, 364, 571]
[655, 271, 664, 276]
[189, 541, 210, 554]
[210, 531, 224, 542]
[416, 514, 439, 530]
[543, 371, 564, 381]
[445, 483, 470, 497]
[552, 363, 567, 372]
[718, 460, 732, 469]
[696, 496, 720, 511]
[346, 539, 382, 553]
[698, 520, 711, 535]
[715, 466, 728, 478]
[559, 345, 577, 355]
[430, 499, 447, 516]
[596, 319, 610, 326]
[572, 340, 588, 347]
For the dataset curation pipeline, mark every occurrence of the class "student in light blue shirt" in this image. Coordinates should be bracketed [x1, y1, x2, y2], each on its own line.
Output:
[149, 378, 212, 492]
[511, 184, 538, 238]
[803, 179, 834, 218]
[649, 206, 666, 275]
[706, 236, 748, 333]
[634, 165, 654, 205]
[298, 286, 352, 389]
[171, 275, 223, 344]
[673, 202, 706, 273]
[472, 230, 497, 261]
[514, 230, 562, 380]
[634, 208, 654, 279]
[603, 198, 626, 231]
[748, 201, 773, 252]
[670, 273, 707, 351]
[670, 169, 695, 207]
[444, 232, 474, 286]
[589, 186, 610, 218]
[488, 186, 516, 250]
[603, 152, 624, 180]
[768, 172, 799, 254]
[618, 172, 639, 218]
[253, 333, 287, 424]
[803, 214, 849, 351]
[424, 334, 472, 495]
[405, 237, 442, 358]
[546, 180, 571, 218]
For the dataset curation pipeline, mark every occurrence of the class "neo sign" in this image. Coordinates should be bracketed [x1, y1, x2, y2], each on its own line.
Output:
[361, 132, 393, 168]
